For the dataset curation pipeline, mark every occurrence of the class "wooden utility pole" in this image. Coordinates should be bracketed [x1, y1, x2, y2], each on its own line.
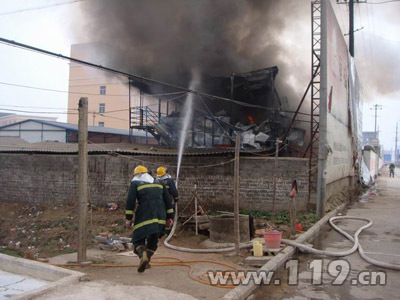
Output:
[194, 184, 198, 236]
[78, 97, 88, 263]
[234, 133, 241, 255]
[272, 139, 281, 223]
[349, 0, 354, 57]
[370, 104, 382, 137]
[289, 180, 298, 236]
[396, 122, 398, 165]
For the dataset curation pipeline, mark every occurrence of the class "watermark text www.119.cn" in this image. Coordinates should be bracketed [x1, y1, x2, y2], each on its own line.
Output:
[207, 259, 387, 286]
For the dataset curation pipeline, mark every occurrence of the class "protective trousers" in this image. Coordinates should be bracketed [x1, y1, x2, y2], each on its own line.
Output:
[133, 233, 159, 261]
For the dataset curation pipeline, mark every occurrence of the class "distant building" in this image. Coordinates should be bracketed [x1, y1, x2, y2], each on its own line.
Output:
[362, 131, 379, 147]
[0, 112, 56, 127]
[67, 43, 178, 131]
[383, 151, 392, 164]
[0, 119, 156, 144]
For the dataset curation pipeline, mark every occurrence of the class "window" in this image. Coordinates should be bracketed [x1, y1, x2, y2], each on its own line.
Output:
[100, 85, 106, 95]
[99, 103, 105, 114]
[98, 122, 104, 127]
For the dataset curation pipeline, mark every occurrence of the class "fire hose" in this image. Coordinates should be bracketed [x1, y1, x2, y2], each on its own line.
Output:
[163, 203, 252, 253]
[282, 215, 400, 271]
[164, 204, 400, 270]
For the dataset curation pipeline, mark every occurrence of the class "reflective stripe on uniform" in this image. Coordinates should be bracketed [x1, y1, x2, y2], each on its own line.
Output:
[166, 208, 174, 214]
[137, 184, 163, 191]
[133, 218, 166, 231]
[125, 210, 133, 215]
[166, 185, 170, 188]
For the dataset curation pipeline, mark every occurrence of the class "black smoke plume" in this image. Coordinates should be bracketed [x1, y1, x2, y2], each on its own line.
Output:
[78, 0, 310, 107]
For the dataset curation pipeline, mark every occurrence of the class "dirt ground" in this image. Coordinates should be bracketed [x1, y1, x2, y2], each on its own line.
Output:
[0, 201, 320, 299]
[0, 201, 252, 299]
[0, 200, 318, 259]
[0, 201, 132, 259]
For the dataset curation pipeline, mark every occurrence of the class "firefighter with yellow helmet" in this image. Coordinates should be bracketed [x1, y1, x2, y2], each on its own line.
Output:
[125, 165, 174, 272]
[156, 166, 179, 203]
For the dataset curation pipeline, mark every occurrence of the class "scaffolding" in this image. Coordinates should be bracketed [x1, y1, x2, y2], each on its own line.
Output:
[308, 0, 322, 206]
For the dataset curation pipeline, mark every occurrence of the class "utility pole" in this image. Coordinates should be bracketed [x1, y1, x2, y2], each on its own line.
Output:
[316, 0, 329, 219]
[370, 104, 382, 139]
[337, 0, 367, 57]
[396, 122, 398, 165]
[349, 0, 354, 57]
[234, 133, 241, 255]
[78, 97, 89, 263]
[272, 139, 281, 223]
[129, 78, 132, 143]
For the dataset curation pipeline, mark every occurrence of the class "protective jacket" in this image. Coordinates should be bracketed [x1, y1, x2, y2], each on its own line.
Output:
[125, 173, 174, 243]
[158, 174, 179, 202]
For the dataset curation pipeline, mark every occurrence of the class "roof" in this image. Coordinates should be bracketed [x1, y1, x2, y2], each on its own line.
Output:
[0, 142, 235, 156]
[0, 112, 13, 118]
[0, 137, 29, 146]
[0, 119, 148, 137]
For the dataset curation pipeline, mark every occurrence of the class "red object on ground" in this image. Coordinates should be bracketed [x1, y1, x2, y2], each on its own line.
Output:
[264, 231, 282, 249]
[296, 223, 303, 232]
[290, 187, 297, 199]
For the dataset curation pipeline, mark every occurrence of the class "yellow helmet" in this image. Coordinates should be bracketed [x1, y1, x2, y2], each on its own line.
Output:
[133, 165, 148, 175]
[156, 166, 167, 177]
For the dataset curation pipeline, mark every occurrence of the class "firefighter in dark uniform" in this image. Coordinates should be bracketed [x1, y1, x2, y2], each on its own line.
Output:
[125, 165, 174, 273]
[156, 166, 179, 203]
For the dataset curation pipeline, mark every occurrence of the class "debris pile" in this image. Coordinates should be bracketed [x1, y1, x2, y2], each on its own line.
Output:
[95, 233, 132, 252]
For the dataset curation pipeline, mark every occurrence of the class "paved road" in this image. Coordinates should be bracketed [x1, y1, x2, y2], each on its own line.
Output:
[254, 172, 400, 300]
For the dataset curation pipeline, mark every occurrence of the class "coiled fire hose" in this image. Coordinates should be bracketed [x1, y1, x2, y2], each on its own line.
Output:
[163, 203, 252, 253]
[164, 205, 400, 271]
[282, 215, 400, 271]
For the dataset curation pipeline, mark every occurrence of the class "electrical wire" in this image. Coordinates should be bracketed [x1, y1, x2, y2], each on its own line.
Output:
[0, 81, 129, 97]
[0, 0, 85, 16]
[0, 104, 75, 110]
[0, 108, 77, 115]
[0, 37, 311, 117]
[142, 92, 188, 108]
[367, 0, 400, 4]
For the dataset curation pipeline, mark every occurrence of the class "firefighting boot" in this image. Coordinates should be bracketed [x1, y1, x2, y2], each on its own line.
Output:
[145, 249, 155, 269]
[134, 245, 148, 273]
[138, 251, 149, 273]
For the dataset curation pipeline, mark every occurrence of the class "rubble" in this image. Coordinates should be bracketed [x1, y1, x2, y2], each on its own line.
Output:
[95, 235, 132, 252]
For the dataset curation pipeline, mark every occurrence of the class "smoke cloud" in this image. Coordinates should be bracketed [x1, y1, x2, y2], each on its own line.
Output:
[78, 0, 310, 107]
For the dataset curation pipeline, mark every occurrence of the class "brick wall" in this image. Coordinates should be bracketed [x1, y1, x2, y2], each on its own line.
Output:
[0, 153, 309, 212]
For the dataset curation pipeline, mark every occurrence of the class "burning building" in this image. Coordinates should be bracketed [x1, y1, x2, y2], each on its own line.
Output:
[129, 66, 306, 153]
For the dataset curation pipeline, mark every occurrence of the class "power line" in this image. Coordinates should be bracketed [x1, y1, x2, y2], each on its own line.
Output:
[367, 0, 400, 4]
[0, 108, 77, 115]
[0, 80, 189, 99]
[0, 0, 85, 16]
[0, 37, 309, 117]
[0, 104, 73, 110]
[0, 80, 128, 97]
